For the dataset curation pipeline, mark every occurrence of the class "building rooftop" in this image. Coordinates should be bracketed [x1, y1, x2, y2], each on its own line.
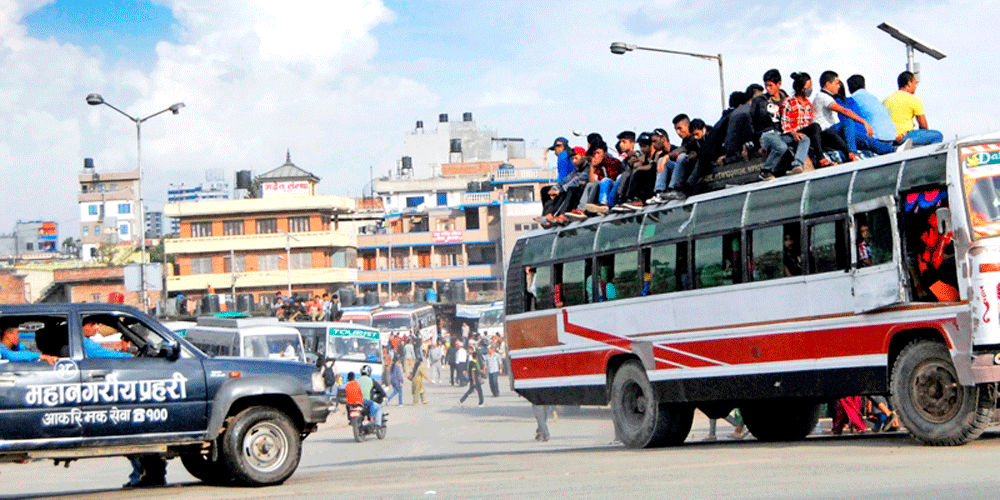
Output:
[164, 194, 355, 218]
[256, 151, 320, 183]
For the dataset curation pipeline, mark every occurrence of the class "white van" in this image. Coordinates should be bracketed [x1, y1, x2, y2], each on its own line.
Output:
[184, 316, 306, 363]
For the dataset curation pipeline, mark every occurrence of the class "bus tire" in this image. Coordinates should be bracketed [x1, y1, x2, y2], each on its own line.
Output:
[222, 406, 302, 486]
[611, 361, 693, 448]
[741, 399, 821, 442]
[890, 339, 993, 446]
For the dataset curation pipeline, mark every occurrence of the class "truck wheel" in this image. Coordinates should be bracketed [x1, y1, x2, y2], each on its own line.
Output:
[611, 361, 693, 448]
[890, 339, 993, 445]
[180, 452, 230, 485]
[222, 407, 301, 486]
[741, 399, 821, 442]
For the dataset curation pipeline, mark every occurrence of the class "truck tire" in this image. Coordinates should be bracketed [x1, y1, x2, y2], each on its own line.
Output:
[741, 399, 821, 442]
[222, 407, 302, 486]
[611, 361, 693, 448]
[180, 452, 230, 485]
[890, 339, 993, 446]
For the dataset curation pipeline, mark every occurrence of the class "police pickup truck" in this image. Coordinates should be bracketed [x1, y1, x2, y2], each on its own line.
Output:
[0, 303, 329, 486]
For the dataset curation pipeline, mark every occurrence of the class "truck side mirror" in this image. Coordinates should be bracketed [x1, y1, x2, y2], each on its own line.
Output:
[936, 207, 952, 235]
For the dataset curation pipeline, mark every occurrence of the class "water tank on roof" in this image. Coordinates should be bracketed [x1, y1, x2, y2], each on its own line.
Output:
[83, 158, 94, 170]
[463, 112, 473, 122]
[416, 120, 423, 129]
[439, 113, 449, 123]
[337, 287, 356, 308]
[201, 295, 220, 314]
[236, 170, 252, 189]
[237, 293, 253, 312]
[401, 156, 413, 171]
[364, 291, 379, 306]
[414, 288, 426, 303]
[450, 139, 462, 153]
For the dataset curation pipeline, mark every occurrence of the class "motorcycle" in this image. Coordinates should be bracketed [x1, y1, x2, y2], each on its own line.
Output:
[346, 403, 387, 442]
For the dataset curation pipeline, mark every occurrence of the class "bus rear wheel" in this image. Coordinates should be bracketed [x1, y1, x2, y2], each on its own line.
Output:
[890, 339, 993, 446]
[611, 361, 693, 448]
[741, 399, 821, 442]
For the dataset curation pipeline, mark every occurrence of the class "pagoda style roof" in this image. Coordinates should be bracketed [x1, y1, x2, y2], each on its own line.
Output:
[256, 150, 320, 183]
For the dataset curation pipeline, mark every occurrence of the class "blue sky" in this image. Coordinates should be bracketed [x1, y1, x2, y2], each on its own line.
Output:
[3, 0, 999, 237]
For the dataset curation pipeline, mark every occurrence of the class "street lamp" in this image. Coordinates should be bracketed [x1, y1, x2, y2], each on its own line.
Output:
[610, 42, 726, 113]
[876, 22, 946, 82]
[87, 93, 184, 313]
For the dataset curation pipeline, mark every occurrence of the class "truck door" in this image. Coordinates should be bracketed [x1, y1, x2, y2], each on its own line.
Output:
[850, 196, 906, 312]
[75, 312, 208, 440]
[0, 315, 82, 443]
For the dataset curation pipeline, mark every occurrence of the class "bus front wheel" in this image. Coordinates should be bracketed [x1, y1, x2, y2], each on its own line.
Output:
[611, 361, 693, 448]
[890, 339, 993, 446]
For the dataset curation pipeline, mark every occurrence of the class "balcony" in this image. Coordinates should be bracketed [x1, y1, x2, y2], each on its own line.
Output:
[357, 227, 494, 248]
[358, 264, 500, 283]
[167, 267, 358, 292]
[166, 231, 354, 255]
[460, 191, 500, 205]
[493, 167, 557, 182]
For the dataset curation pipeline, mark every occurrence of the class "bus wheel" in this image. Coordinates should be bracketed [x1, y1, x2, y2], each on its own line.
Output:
[741, 399, 821, 442]
[890, 339, 993, 446]
[611, 361, 693, 448]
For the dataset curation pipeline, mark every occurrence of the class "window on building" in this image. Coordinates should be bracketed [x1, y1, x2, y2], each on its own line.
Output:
[256, 218, 278, 234]
[223, 254, 246, 273]
[289, 216, 310, 233]
[362, 251, 377, 270]
[438, 248, 459, 267]
[190, 257, 213, 274]
[290, 252, 312, 270]
[464, 207, 480, 230]
[436, 193, 448, 206]
[416, 249, 431, 268]
[406, 196, 425, 208]
[191, 222, 213, 237]
[223, 220, 244, 236]
[467, 244, 496, 265]
[258, 254, 280, 271]
[25, 243, 33, 251]
[94, 224, 101, 235]
[82, 227, 89, 237]
[118, 203, 130, 214]
[119, 224, 129, 236]
[88, 205, 99, 216]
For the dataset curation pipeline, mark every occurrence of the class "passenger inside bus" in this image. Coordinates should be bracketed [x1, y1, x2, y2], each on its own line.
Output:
[902, 189, 959, 302]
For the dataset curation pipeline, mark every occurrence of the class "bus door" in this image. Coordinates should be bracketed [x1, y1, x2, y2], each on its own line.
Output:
[850, 196, 905, 312]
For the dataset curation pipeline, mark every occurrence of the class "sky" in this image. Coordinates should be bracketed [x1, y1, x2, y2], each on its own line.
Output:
[3, 0, 999, 238]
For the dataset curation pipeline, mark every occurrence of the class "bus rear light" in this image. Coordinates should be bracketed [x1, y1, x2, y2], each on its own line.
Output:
[979, 263, 1000, 273]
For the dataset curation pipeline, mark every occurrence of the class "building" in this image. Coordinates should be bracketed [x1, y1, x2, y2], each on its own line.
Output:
[145, 211, 164, 239]
[356, 158, 555, 304]
[401, 112, 526, 179]
[77, 158, 140, 261]
[166, 169, 231, 236]
[164, 155, 357, 307]
[0, 221, 59, 260]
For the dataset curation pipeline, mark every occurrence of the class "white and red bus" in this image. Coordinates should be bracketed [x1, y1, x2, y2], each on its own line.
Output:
[505, 135, 1000, 448]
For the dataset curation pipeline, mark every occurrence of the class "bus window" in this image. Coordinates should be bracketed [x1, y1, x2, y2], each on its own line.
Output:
[561, 260, 588, 307]
[694, 233, 741, 288]
[644, 242, 688, 294]
[611, 251, 640, 299]
[533, 266, 554, 310]
[751, 223, 801, 281]
[856, 208, 894, 267]
[808, 219, 849, 273]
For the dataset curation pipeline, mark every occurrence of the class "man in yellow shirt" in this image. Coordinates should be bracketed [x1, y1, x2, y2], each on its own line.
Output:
[883, 71, 943, 146]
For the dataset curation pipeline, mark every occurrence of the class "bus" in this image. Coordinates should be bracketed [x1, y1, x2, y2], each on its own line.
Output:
[478, 302, 504, 338]
[505, 136, 1000, 448]
[339, 305, 381, 327]
[372, 304, 437, 342]
[184, 316, 306, 363]
[284, 321, 383, 381]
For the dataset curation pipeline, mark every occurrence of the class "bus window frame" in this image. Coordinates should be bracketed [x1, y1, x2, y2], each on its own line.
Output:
[746, 218, 803, 282]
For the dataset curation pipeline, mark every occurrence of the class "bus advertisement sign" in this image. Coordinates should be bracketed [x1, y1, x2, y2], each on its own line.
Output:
[961, 143, 1000, 170]
[329, 328, 379, 340]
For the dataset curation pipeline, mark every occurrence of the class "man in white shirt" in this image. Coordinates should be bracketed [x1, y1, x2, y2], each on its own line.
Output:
[454, 341, 468, 386]
[812, 70, 877, 161]
[486, 346, 502, 397]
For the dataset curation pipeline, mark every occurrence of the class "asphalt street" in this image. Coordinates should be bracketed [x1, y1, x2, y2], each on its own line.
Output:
[5, 375, 1000, 500]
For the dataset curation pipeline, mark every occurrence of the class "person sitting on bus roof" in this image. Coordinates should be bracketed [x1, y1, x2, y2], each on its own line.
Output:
[582, 141, 622, 213]
[720, 84, 765, 166]
[536, 185, 567, 228]
[749, 69, 796, 180]
[548, 136, 572, 183]
[832, 81, 901, 157]
[814, 70, 890, 161]
[883, 70, 943, 146]
[782, 72, 825, 169]
[616, 132, 657, 210]
[656, 114, 694, 200]
[563, 147, 594, 221]
[846, 74, 901, 147]
[648, 128, 676, 204]
[665, 118, 712, 197]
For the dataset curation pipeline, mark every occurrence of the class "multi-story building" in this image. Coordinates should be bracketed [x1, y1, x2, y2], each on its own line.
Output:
[164, 156, 356, 306]
[401, 112, 526, 179]
[77, 158, 140, 261]
[166, 170, 231, 236]
[0, 221, 59, 261]
[356, 159, 555, 304]
[145, 211, 164, 239]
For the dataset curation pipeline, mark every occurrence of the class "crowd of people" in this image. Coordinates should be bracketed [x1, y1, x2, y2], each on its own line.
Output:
[538, 69, 941, 228]
[272, 292, 342, 322]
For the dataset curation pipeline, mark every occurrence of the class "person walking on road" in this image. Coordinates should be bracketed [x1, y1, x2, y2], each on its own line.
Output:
[409, 355, 430, 405]
[403, 337, 416, 375]
[447, 339, 458, 386]
[459, 345, 485, 406]
[386, 358, 405, 406]
[533, 404, 551, 442]
[428, 342, 444, 384]
[486, 345, 502, 397]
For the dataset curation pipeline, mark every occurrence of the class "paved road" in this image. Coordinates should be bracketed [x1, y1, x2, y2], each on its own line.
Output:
[5, 377, 1000, 500]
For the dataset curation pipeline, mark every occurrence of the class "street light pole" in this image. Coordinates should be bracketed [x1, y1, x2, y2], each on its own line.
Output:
[610, 42, 726, 113]
[86, 94, 184, 314]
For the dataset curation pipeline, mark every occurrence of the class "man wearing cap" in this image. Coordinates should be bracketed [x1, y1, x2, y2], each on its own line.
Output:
[617, 132, 657, 210]
[547, 137, 572, 183]
[0, 319, 57, 364]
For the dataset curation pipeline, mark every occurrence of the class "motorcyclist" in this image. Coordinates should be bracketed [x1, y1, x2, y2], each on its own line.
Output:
[356, 366, 385, 426]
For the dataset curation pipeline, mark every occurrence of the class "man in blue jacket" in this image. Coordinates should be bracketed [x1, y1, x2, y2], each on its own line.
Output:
[0, 320, 56, 364]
